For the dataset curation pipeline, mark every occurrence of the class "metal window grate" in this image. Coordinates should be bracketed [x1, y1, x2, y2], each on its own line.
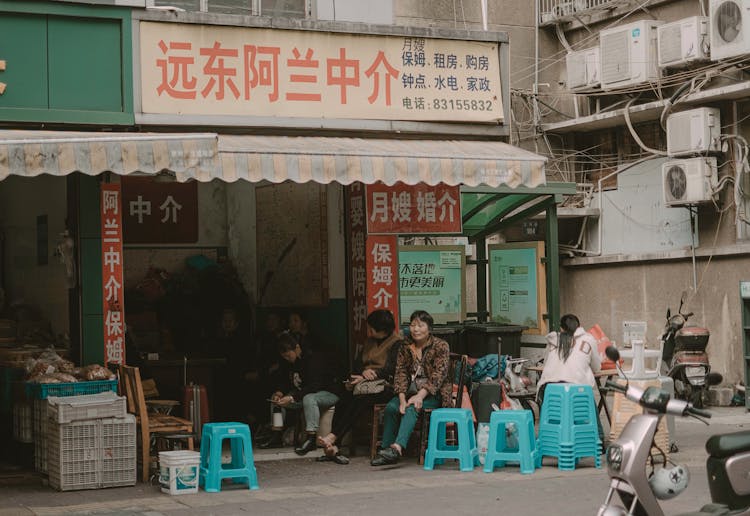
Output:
[539, 0, 623, 25]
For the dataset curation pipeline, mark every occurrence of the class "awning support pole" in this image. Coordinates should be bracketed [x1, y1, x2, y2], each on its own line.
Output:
[475, 237, 488, 323]
[545, 202, 560, 332]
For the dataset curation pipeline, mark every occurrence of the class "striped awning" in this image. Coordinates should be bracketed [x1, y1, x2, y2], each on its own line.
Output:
[193, 136, 546, 188]
[0, 130, 218, 181]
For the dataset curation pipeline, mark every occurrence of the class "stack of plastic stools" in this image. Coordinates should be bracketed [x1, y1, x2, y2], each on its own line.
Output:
[483, 409, 538, 474]
[424, 408, 479, 472]
[536, 384, 601, 470]
[200, 422, 259, 492]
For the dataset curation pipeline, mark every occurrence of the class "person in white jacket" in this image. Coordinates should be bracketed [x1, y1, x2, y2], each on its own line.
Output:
[537, 313, 604, 447]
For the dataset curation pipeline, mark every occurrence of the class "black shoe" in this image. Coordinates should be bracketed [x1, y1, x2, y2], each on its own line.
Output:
[371, 447, 400, 466]
[315, 454, 350, 465]
[258, 432, 283, 449]
[294, 437, 317, 456]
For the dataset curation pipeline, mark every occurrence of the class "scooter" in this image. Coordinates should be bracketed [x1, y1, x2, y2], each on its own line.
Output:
[661, 294, 712, 408]
[598, 346, 750, 516]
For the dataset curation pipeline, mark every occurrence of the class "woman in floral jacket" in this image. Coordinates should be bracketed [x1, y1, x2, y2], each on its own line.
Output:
[371, 309, 451, 466]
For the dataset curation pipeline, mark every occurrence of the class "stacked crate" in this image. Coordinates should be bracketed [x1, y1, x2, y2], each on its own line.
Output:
[45, 391, 135, 491]
[29, 379, 118, 474]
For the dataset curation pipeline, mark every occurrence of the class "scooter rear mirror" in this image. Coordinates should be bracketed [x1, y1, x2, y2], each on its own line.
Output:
[707, 372, 723, 386]
[605, 346, 620, 362]
[666, 308, 671, 319]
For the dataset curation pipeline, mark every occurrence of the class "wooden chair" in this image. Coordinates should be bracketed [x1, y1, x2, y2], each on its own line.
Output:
[370, 353, 469, 464]
[118, 365, 195, 483]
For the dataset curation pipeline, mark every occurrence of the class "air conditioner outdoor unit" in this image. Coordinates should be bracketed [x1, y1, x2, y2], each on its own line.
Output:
[710, 0, 750, 60]
[662, 157, 718, 206]
[600, 20, 664, 90]
[666, 107, 721, 157]
[658, 16, 710, 68]
[566, 47, 601, 91]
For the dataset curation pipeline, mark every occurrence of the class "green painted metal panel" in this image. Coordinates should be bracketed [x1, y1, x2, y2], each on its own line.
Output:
[0, 13, 48, 109]
[0, 1, 134, 124]
[79, 174, 101, 238]
[82, 314, 104, 365]
[48, 16, 123, 111]
[80, 238, 103, 316]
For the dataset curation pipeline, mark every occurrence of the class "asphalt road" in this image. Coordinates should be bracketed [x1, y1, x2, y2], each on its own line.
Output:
[0, 407, 747, 516]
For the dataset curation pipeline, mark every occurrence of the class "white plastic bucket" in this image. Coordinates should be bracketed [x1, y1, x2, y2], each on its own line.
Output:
[159, 450, 200, 495]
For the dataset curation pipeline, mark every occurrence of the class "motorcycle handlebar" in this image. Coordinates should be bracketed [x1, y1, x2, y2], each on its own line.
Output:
[685, 312, 694, 319]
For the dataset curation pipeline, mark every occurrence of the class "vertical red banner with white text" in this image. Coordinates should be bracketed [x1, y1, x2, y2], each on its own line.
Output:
[365, 235, 399, 325]
[345, 183, 368, 366]
[101, 183, 126, 367]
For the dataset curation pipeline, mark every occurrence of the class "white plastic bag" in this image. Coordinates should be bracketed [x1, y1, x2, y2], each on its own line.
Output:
[476, 423, 490, 465]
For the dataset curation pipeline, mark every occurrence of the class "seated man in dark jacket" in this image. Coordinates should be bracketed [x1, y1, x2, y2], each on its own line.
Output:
[258, 331, 342, 454]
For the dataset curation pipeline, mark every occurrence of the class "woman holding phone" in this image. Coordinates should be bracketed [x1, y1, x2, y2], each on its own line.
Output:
[317, 309, 403, 464]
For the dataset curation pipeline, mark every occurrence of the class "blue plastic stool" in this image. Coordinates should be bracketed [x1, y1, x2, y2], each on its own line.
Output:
[536, 384, 601, 470]
[424, 408, 479, 472]
[483, 409, 538, 474]
[200, 422, 259, 492]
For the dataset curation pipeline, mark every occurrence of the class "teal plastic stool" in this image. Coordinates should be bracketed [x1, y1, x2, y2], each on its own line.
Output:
[424, 408, 479, 472]
[483, 409, 538, 474]
[200, 422, 259, 492]
[536, 384, 601, 470]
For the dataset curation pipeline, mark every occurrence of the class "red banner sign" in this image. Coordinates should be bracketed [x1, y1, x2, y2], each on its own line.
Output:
[366, 182, 462, 234]
[101, 183, 126, 367]
[365, 235, 399, 325]
[346, 183, 368, 363]
[121, 177, 198, 244]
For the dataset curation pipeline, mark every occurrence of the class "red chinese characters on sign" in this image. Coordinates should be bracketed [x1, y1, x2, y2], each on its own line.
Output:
[156, 41, 399, 106]
[366, 182, 462, 234]
[101, 184, 126, 367]
[121, 178, 198, 244]
[365, 235, 399, 325]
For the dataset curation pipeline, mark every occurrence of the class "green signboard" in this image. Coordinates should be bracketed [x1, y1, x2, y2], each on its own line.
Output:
[488, 242, 546, 333]
[398, 245, 466, 324]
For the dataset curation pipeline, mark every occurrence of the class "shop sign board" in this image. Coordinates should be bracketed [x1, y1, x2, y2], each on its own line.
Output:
[139, 21, 503, 123]
[488, 241, 546, 334]
[398, 245, 465, 325]
[366, 235, 400, 325]
[346, 183, 368, 363]
[101, 183, 126, 366]
[365, 182, 462, 235]
[121, 177, 198, 244]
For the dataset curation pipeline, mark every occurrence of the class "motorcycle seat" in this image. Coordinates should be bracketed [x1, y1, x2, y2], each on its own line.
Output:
[706, 430, 750, 459]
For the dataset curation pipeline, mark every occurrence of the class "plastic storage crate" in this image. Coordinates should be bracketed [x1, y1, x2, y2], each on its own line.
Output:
[33, 399, 47, 473]
[12, 401, 32, 443]
[47, 414, 136, 491]
[27, 379, 118, 400]
[47, 392, 126, 424]
[29, 380, 119, 474]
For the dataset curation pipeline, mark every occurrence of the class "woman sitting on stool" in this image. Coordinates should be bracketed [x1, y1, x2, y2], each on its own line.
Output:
[371, 310, 451, 466]
[537, 313, 603, 446]
[317, 309, 404, 464]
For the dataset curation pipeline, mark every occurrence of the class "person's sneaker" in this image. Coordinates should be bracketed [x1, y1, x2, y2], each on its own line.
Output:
[370, 446, 400, 466]
[294, 437, 317, 455]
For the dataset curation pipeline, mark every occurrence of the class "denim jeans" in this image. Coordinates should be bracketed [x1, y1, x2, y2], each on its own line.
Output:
[381, 395, 440, 450]
[302, 391, 339, 432]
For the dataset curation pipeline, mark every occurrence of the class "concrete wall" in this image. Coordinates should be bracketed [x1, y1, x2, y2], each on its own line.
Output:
[561, 257, 745, 384]
[225, 180, 347, 303]
[0, 175, 69, 337]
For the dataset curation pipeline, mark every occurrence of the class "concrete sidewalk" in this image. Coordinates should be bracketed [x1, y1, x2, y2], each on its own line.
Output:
[0, 407, 747, 516]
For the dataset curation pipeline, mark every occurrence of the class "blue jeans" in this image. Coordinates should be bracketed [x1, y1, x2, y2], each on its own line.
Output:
[381, 395, 440, 450]
[303, 391, 339, 432]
